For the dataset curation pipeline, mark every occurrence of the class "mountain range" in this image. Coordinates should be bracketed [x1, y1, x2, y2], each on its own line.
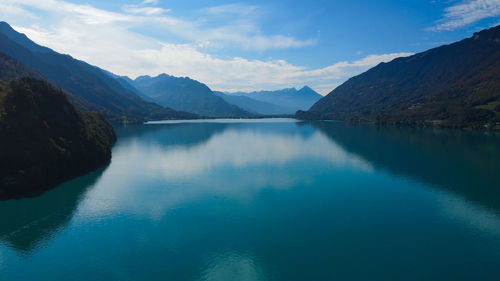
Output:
[1, 19, 500, 198]
[130, 74, 252, 117]
[1, 20, 498, 129]
[0, 22, 322, 120]
[219, 87, 322, 115]
[298, 25, 500, 129]
[0, 21, 195, 123]
[213, 92, 292, 115]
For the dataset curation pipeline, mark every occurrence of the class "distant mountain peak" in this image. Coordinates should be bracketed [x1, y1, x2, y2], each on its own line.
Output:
[0, 21, 195, 122]
[131, 74, 251, 117]
[157, 73, 171, 78]
[0, 21, 14, 30]
[297, 86, 321, 98]
[135, 75, 152, 81]
[223, 87, 322, 113]
[0, 21, 53, 54]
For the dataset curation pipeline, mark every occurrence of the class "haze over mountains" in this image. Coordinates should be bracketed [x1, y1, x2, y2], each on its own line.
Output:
[214, 92, 292, 115]
[299, 25, 500, 129]
[1, 17, 500, 199]
[128, 74, 321, 116]
[0, 20, 498, 129]
[0, 21, 196, 123]
[218, 87, 322, 115]
[0, 21, 322, 120]
[130, 74, 252, 117]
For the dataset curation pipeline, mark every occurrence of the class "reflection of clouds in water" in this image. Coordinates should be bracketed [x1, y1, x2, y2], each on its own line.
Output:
[77, 127, 372, 220]
[438, 192, 500, 237]
[145, 129, 372, 177]
[199, 252, 267, 281]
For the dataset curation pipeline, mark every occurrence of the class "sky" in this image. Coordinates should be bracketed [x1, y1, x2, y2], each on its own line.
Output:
[1, 0, 500, 94]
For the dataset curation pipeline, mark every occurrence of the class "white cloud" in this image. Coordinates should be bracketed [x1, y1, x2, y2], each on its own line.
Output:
[0, 2, 37, 19]
[1, 0, 411, 93]
[123, 6, 170, 15]
[1, 0, 313, 50]
[203, 3, 258, 16]
[141, 0, 159, 5]
[430, 0, 500, 31]
[296, 53, 413, 81]
[123, 0, 170, 15]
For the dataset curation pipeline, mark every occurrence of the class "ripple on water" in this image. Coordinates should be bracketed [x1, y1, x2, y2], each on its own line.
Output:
[199, 251, 268, 281]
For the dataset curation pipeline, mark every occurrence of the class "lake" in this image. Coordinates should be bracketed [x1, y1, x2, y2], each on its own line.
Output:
[1, 119, 499, 280]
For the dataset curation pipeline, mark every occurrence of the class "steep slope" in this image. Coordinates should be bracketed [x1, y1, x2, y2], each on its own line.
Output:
[0, 21, 195, 123]
[132, 74, 252, 117]
[214, 91, 294, 115]
[0, 52, 44, 86]
[229, 86, 322, 114]
[300, 26, 500, 129]
[0, 78, 116, 199]
[0, 51, 102, 111]
[0, 23, 52, 53]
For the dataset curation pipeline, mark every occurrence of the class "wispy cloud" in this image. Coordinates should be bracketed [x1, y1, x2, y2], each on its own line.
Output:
[1, 0, 411, 93]
[1, 0, 314, 51]
[298, 53, 413, 81]
[430, 0, 500, 31]
[192, 3, 316, 51]
[141, 0, 159, 5]
[202, 3, 258, 16]
[123, 6, 170, 15]
[123, 0, 170, 15]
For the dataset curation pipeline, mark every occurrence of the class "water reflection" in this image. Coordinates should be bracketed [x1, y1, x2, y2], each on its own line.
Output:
[115, 122, 231, 148]
[84, 120, 371, 220]
[437, 193, 500, 236]
[1, 120, 499, 281]
[4, 120, 498, 254]
[0, 168, 106, 252]
[311, 121, 500, 212]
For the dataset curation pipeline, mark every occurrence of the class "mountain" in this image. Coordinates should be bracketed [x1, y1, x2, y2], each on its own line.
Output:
[0, 52, 44, 85]
[0, 23, 52, 54]
[214, 91, 295, 115]
[0, 78, 116, 199]
[99, 69, 154, 102]
[131, 74, 252, 117]
[0, 21, 196, 123]
[0, 46, 115, 199]
[0, 51, 101, 110]
[298, 26, 500, 129]
[226, 86, 322, 114]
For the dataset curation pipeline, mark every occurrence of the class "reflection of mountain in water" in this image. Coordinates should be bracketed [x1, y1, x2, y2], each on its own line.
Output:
[313, 121, 500, 212]
[0, 120, 311, 255]
[0, 167, 106, 252]
[114, 121, 315, 150]
[114, 122, 231, 148]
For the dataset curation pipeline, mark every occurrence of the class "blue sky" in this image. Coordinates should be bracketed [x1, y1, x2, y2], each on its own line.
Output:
[1, 0, 500, 94]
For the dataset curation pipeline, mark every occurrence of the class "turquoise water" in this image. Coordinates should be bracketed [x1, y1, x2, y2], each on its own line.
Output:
[1, 119, 500, 280]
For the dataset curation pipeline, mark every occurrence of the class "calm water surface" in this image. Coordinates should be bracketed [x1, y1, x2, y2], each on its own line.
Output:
[1, 119, 500, 280]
